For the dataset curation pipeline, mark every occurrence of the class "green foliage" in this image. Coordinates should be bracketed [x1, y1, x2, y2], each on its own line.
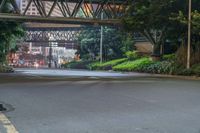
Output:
[88, 62, 101, 70]
[141, 61, 177, 74]
[89, 58, 128, 70]
[192, 64, 200, 76]
[162, 54, 176, 61]
[176, 68, 195, 76]
[113, 57, 153, 71]
[0, 21, 24, 63]
[111, 57, 181, 75]
[192, 11, 200, 33]
[172, 10, 200, 34]
[123, 0, 200, 56]
[123, 0, 179, 55]
[125, 51, 139, 60]
[174, 64, 200, 76]
[121, 34, 135, 53]
[0, 64, 14, 73]
[176, 44, 200, 66]
[60, 57, 200, 77]
[77, 27, 134, 61]
[0, 0, 24, 64]
[61, 61, 95, 70]
[131, 59, 200, 76]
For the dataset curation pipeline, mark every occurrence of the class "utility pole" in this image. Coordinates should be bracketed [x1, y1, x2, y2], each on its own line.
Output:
[100, 12, 103, 64]
[187, 0, 192, 69]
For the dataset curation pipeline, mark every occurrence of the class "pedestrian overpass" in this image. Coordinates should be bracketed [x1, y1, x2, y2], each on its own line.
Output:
[0, 0, 143, 46]
[0, 0, 148, 63]
[0, 0, 129, 25]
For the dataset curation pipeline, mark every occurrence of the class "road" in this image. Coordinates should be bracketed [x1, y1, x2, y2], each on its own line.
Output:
[0, 69, 200, 133]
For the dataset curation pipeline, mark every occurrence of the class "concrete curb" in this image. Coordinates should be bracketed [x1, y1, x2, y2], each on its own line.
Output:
[151, 74, 200, 81]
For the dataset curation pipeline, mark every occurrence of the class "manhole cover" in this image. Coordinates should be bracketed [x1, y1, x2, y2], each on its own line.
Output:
[0, 104, 7, 111]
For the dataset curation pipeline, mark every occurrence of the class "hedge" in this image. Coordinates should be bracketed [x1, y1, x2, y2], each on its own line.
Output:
[113, 57, 153, 71]
[88, 58, 128, 70]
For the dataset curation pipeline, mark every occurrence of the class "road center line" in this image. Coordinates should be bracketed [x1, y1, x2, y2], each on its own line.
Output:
[0, 112, 19, 133]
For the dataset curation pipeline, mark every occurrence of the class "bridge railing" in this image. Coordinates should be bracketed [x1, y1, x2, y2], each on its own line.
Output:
[0, 0, 129, 25]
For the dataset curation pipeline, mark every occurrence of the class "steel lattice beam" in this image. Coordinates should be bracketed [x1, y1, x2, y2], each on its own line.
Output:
[0, 0, 129, 25]
[22, 42, 78, 49]
[22, 26, 101, 50]
[24, 27, 83, 42]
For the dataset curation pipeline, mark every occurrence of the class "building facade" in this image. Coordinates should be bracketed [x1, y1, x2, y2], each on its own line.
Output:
[20, 0, 39, 15]
[19, 0, 64, 16]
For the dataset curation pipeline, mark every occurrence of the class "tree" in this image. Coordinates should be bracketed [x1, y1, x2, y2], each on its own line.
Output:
[192, 11, 200, 33]
[77, 28, 100, 60]
[122, 0, 189, 56]
[0, 0, 24, 64]
[77, 26, 134, 61]
[171, 10, 200, 65]
[169, 0, 200, 42]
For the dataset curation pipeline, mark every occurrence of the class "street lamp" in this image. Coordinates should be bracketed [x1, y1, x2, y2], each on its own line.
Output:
[100, 12, 103, 64]
[187, 0, 192, 69]
[49, 36, 53, 68]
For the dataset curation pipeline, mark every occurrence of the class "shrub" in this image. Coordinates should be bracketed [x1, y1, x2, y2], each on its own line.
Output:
[0, 65, 14, 73]
[62, 61, 94, 69]
[162, 54, 176, 61]
[88, 62, 101, 70]
[191, 64, 200, 76]
[125, 51, 139, 60]
[141, 61, 177, 74]
[113, 57, 153, 71]
[176, 68, 195, 76]
[88, 58, 128, 70]
[176, 44, 200, 66]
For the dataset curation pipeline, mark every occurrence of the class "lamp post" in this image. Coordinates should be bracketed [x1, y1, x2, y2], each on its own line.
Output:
[48, 36, 53, 68]
[100, 12, 103, 64]
[187, 0, 192, 69]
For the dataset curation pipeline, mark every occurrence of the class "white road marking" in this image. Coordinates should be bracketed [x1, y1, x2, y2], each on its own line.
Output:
[0, 112, 19, 133]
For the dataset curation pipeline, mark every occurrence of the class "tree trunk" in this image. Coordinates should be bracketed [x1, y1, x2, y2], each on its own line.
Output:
[152, 42, 161, 61]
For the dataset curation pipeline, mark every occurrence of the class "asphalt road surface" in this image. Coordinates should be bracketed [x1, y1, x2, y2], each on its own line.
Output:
[1, 69, 200, 133]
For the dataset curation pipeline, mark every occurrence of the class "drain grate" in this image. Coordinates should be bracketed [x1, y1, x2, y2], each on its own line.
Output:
[0, 104, 7, 111]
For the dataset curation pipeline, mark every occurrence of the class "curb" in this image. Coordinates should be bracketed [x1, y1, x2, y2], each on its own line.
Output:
[151, 74, 200, 81]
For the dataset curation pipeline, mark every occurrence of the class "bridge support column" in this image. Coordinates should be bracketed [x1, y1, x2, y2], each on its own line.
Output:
[48, 42, 52, 68]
